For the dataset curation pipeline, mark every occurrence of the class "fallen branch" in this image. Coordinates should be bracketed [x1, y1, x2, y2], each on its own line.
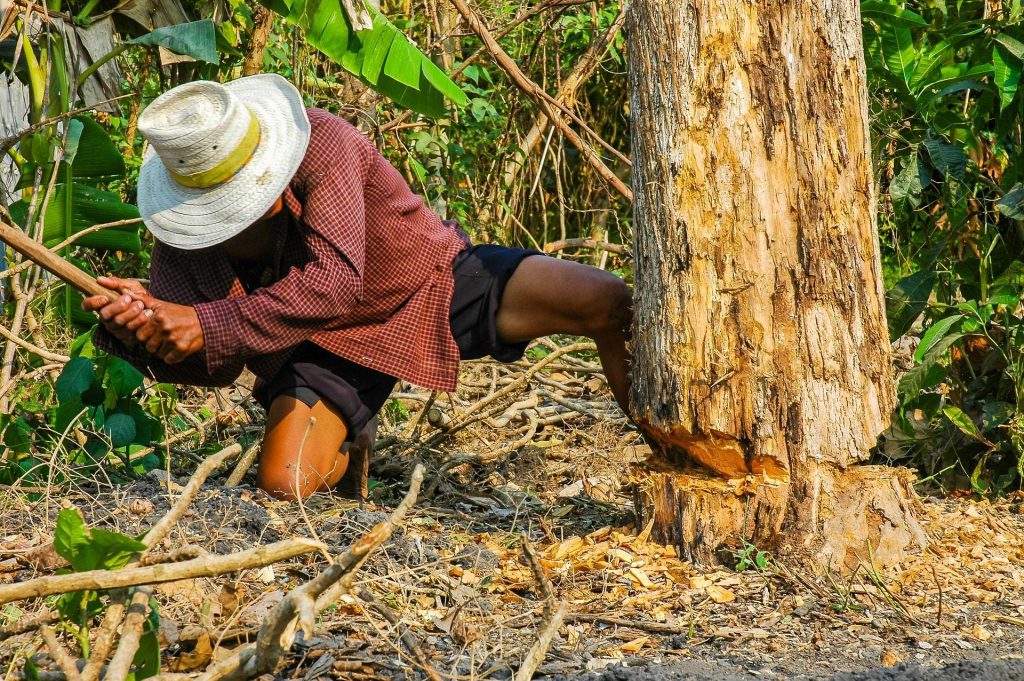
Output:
[0, 612, 59, 641]
[104, 588, 152, 681]
[80, 591, 127, 681]
[39, 624, 82, 681]
[0, 538, 323, 605]
[141, 444, 242, 555]
[197, 465, 425, 680]
[564, 613, 689, 634]
[544, 238, 630, 257]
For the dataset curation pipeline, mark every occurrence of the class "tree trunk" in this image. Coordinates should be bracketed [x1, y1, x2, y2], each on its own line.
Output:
[628, 0, 926, 571]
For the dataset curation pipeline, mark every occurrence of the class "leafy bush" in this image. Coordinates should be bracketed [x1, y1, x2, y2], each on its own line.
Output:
[867, 0, 1024, 491]
[0, 333, 176, 488]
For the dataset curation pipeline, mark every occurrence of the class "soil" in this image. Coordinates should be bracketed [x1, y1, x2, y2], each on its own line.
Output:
[570, 659, 1024, 680]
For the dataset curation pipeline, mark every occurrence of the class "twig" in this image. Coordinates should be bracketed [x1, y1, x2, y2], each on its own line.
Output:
[0, 219, 144, 283]
[544, 238, 630, 257]
[515, 605, 565, 681]
[932, 564, 943, 629]
[564, 613, 689, 634]
[224, 442, 261, 487]
[0, 612, 59, 641]
[141, 444, 241, 554]
[80, 592, 126, 681]
[449, 0, 632, 202]
[104, 588, 152, 681]
[39, 624, 82, 681]
[515, 535, 563, 681]
[357, 588, 442, 681]
[198, 465, 425, 680]
[0, 538, 323, 605]
[0, 323, 69, 362]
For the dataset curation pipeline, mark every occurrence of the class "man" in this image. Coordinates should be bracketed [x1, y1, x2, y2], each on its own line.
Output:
[85, 74, 632, 501]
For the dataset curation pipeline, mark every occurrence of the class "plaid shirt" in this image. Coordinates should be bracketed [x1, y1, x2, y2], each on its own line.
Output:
[95, 108, 470, 391]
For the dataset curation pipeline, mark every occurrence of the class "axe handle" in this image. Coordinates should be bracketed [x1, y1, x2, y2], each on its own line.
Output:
[0, 220, 120, 303]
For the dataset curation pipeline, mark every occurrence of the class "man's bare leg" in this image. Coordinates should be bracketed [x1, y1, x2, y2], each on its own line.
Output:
[496, 256, 633, 414]
[257, 396, 350, 500]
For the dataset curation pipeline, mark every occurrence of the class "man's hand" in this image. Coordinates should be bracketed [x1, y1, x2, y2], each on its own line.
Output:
[133, 299, 204, 364]
[82, 276, 151, 344]
[82, 276, 205, 364]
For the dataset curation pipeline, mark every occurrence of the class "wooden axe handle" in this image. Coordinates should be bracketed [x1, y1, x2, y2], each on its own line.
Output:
[0, 220, 120, 303]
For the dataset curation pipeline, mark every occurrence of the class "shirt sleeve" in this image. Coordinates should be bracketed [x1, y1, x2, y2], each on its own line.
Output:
[193, 225, 362, 374]
[92, 244, 245, 387]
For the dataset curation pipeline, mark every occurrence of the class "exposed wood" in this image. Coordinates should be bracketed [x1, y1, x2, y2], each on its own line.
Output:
[628, 0, 922, 570]
[544, 238, 630, 257]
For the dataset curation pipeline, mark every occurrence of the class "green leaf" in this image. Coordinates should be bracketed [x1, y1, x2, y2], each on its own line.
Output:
[941, 405, 993, 446]
[992, 260, 1024, 290]
[128, 20, 218, 64]
[993, 45, 1022, 110]
[260, 1, 465, 117]
[71, 116, 125, 177]
[53, 508, 89, 570]
[886, 270, 937, 341]
[2, 416, 34, 454]
[104, 357, 144, 396]
[861, 1, 928, 26]
[134, 604, 161, 679]
[910, 40, 956, 91]
[922, 138, 966, 180]
[899, 332, 963, 398]
[56, 357, 96, 402]
[104, 412, 137, 448]
[997, 184, 1024, 220]
[87, 528, 147, 569]
[383, 35, 422, 89]
[889, 150, 931, 210]
[880, 23, 917, 89]
[915, 314, 965, 362]
[995, 33, 1024, 61]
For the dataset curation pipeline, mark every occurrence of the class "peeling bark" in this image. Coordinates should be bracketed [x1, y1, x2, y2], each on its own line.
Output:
[628, 0, 923, 570]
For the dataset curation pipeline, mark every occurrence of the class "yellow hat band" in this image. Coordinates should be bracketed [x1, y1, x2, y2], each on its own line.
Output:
[168, 112, 261, 189]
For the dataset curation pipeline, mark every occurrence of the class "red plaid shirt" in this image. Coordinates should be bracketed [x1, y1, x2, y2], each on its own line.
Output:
[96, 108, 470, 391]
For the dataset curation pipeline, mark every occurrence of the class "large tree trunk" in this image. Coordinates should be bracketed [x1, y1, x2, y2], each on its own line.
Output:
[628, 0, 926, 571]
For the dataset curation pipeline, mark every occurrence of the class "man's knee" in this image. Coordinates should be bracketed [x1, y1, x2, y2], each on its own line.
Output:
[581, 273, 632, 337]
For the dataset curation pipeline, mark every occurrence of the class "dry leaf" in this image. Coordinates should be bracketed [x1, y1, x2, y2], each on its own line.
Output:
[881, 649, 901, 666]
[972, 624, 992, 641]
[171, 631, 212, 672]
[706, 585, 736, 603]
[628, 567, 656, 589]
[620, 636, 649, 652]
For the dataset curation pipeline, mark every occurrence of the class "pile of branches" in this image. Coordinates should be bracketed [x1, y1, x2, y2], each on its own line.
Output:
[0, 446, 426, 680]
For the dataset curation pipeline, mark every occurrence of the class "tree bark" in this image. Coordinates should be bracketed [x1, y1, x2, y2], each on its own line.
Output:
[628, 0, 925, 571]
[241, 5, 274, 77]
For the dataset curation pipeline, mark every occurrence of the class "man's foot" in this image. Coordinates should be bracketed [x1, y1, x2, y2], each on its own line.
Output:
[335, 416, 377, 504]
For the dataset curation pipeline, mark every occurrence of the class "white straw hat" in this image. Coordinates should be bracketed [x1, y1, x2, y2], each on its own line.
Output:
[136, 74, 311, 250]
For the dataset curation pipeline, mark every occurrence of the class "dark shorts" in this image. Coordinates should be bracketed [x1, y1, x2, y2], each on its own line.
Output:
[253, 244, 540, 438]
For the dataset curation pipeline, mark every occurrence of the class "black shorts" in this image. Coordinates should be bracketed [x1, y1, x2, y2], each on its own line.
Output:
[253, 244, 540, 438]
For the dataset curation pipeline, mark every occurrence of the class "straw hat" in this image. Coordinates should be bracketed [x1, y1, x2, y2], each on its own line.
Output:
[136, 74, 310, 250]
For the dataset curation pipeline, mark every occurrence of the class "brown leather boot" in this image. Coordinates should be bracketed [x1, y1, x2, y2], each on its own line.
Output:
[335, 416, 377, 505]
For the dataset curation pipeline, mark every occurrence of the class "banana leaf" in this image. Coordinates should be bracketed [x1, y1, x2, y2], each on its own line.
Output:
[261, 0, 466, 118]
[9, 183, 141, 253]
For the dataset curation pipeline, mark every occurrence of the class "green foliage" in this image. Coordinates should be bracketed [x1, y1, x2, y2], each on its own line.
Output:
[869, 0, 1024, 492]
[0, 333, 174, 488]
[260, 0, 466, 117]
[50, 509, 159, 679]
[127, 20, 219, 63]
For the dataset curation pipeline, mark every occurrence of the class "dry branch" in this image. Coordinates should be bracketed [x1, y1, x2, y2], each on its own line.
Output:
[515, 536, 564, 681]
[224, 442, 261, 487]
[450, 0, 632, 202]
[0, 538, 323, 605]
[544, 238, 630, 257]
[39, 624, 82, 681]
[80, 592, 126, 681]
[141, 444, 241, 554]
[104, 588, 152, 681]
[197, 465, 425, 680]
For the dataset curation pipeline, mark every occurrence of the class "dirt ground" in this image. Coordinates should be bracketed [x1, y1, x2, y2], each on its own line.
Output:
[2, 355, 1024, 679]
